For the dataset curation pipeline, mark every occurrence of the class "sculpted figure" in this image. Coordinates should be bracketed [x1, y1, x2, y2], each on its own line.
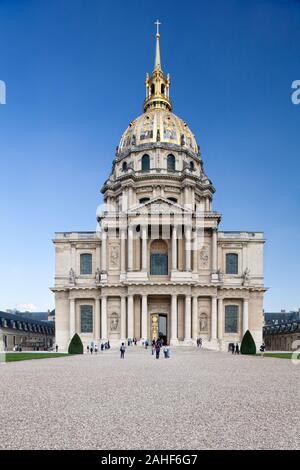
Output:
[69, 268, 75, 284]
[95, 267, 101, 283]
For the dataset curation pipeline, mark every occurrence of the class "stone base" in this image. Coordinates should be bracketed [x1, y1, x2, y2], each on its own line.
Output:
[170, 270, 193, 282]
[126, 271, 148, 281]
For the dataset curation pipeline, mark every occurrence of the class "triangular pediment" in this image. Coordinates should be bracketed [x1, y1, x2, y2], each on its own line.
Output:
[128, 196, 192, 215]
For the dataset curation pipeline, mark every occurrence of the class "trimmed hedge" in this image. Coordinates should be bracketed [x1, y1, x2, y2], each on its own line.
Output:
[241, 330, 256, 355]
[68, 333, 84, 354]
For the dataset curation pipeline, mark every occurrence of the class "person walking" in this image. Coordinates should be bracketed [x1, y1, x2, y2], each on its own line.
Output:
[231, 343, 235, 354]
[120, 342, 126, 359]
[87, 345, 90, 354]
[155, 342, 161, 359]
[260, 342, 266, 357]
[235, 343, 240, 355]
[145, 340, 148, 350]
[94, 344, 98, 354]
[55, 344, 58, 352]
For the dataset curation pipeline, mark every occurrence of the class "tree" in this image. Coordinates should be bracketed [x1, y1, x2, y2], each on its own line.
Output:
[241, 330, 256, 355]
[68, 333, 83, 354]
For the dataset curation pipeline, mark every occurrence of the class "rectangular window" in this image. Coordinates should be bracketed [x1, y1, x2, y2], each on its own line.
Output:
[226, 253, 238, 274]
[80, 253, 92, 275]
[150, 254, 168, 275]
[80, 305, 93, 333]
[225, 305, 238, 333]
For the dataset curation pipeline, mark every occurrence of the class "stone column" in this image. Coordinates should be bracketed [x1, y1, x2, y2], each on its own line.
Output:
[184, 295, 192, 341]
[185, 226, 191, 271]
[120, 296, 126, 340]
[171, 294, 178, 341]
[243, 298, 249, 335]
[172, 226, 177, 271]
[101, 296, 107, 340]
[141, 295, 148, 339]
[211, 296, 217, 340]
[127, 295, 134, 338]
[192, 296, 198, 340]
[211, 228, 218, 273]
[217, 297, 223, 340]
[69, 299, 75, 340]
[128, 186, 133, 207]
[96, 245, 101, 273]
[205, 197, 210, 212]
[141, 226, 148, 272]
[127, 226, 133, 271]
[94, 298, 100, 341]
[120, 228, 126, 274]
[192, 229, 198, 274]
[101, 230, 107, 271]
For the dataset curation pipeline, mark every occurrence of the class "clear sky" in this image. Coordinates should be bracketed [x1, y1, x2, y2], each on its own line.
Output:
[0, 0, 299, 312]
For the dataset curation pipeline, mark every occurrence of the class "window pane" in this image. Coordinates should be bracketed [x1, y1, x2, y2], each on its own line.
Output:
[150, 253, 168, 275]
[80, 254, 92, 275]
[80, 305, 93, 333]
[167, 154, 175, 171]
[141, 154, 150, 171]
[225, 305, 238, 333]
[226, 253, 238, 274]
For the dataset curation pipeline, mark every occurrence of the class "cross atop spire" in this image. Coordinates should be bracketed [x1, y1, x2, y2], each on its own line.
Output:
[155, 19, 161, 36]
[154, 20, 161, 69]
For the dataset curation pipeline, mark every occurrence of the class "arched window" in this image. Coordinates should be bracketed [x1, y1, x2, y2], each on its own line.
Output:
[161, 84, 165, 94]
[122, 161, 128, 172]
[151, 84, 155, 95]
[225, 305, 238, 333]
[141, 154, 150, 171]
[189, 161, 195, 171]
[80, 253, 92, 275]
[150, 240, 168, 275]
[167, 154, 176, 171]
[80, 305, 93, 333]
[226, 253, 238, 274]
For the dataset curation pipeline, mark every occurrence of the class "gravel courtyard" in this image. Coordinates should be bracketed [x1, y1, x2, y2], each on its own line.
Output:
[0, 347, 299, 450]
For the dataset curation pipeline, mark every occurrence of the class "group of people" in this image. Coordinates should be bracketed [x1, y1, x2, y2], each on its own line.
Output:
[87, 341, 110, 354]
[127, 337, 138, 346]
[151, 338, 171, 359]
[228, 342, 240, 354]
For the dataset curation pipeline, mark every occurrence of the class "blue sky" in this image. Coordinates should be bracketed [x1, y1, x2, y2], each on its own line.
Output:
[0, 0, 299, 312]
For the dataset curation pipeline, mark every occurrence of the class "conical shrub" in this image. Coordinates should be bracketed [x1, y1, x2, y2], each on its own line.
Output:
[241, 330, 256, 355]
[68, 333, 83, 354]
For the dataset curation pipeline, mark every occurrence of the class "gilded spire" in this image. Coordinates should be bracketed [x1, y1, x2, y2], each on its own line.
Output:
[144, 21, 172, 112]
[154, 20, 161, 70]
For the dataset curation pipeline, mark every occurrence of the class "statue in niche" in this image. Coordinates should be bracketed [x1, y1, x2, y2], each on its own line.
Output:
[199, 246, 209, 267]
[95, 267, 101, 283]
[200, 314, 208, 331]
[110, 245, 119, 267]
[180, 134, 185, 146]
[110, 314, 119, 331]
[69, 268, 75, 284]
[131, 134, 136, 146]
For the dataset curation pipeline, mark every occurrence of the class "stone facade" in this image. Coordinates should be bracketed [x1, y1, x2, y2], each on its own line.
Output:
[51, 28, 266, 351]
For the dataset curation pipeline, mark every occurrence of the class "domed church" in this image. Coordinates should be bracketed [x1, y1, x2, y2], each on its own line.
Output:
[52, 24, 266, 351]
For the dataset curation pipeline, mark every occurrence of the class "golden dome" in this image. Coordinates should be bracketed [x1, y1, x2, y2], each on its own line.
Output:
[118, 108, 199, 155]
[118, 23, 199, 157]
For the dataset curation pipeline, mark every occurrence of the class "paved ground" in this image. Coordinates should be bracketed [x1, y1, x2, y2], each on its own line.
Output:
[0, 347, 299, 450]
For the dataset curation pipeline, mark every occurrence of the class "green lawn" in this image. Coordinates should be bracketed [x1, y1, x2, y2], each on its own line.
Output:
[256, 352, 295, 359]
[2, 353, 69, 362]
